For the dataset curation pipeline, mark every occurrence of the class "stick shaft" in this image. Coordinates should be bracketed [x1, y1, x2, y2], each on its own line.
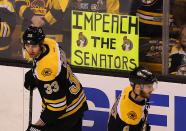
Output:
[28, 89, 33, 125]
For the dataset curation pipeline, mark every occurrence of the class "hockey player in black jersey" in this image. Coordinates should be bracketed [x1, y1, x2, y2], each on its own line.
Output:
[22, 26, 88, 131]
[108, 66, 158, 131]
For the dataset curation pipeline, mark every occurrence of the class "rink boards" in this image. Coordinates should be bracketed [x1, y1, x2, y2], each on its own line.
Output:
[0, 65, 186, 131]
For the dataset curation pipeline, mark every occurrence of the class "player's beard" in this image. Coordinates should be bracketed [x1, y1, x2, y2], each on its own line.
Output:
[140, 90, 152, 98]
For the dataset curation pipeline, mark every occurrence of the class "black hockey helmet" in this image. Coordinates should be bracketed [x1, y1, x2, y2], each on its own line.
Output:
[22, 26, 45, 45]
[129, 66, 157, 85]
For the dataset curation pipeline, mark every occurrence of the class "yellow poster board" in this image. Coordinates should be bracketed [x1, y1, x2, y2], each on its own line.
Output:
[71, 10, 139, 71]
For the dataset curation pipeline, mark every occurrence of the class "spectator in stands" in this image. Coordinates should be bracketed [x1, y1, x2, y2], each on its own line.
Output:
[15, 0, 70, 55]
[169, 25, 186, 75]
[0, 0, 16, 58]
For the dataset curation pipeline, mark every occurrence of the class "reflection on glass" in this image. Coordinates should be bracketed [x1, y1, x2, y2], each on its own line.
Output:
[1, 0, 184, 76]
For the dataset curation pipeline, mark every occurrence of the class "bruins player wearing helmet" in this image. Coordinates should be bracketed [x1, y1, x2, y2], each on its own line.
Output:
[23, 26, 88, 131]
[0, 0, 16, 58]
[108, 66, 157, 131]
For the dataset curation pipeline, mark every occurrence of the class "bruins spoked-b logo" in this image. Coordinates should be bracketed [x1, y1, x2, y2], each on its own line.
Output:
[41, 68, 52, 77]
[127, 111, 137, 120]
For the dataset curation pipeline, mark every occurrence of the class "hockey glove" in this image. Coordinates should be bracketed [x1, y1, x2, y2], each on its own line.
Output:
[24, 70, 36, 90]
[26, 124, 43, 131]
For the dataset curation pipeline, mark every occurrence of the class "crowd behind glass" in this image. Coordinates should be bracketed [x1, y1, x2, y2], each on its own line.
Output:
[0, 0, 186, 75]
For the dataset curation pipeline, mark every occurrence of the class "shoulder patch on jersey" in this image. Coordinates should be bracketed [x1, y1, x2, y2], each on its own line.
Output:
[127, 111, 137, 120]
[41, 68, 52, 77]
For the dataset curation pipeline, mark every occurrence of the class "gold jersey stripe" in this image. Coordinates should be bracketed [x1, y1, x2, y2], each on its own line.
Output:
[59, 96, 86, 119]
[49, 100, 66, 108]
[42, 102, 46, 108]
[0, 22, 4, 37]
[67, 91, 84, 107]
[44, 96, 66, 104]
[139, 18, 162, 25]
[47, 104, 67, 111]
[19, 5, 27, 19]
[44, 11, 56, 25]
[137, 9, 162, 17]
[0, 45, 10, 51]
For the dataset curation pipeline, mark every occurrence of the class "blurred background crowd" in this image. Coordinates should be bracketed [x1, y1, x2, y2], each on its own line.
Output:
[0, 0, 186, 75]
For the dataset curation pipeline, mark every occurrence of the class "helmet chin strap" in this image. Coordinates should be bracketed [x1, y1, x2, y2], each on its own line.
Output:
[133, 84, 146, 99]
[132, 83, 140, 99]
[134, 91, 140, 99]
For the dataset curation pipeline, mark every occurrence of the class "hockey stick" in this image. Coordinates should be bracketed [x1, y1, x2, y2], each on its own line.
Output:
[141, 99, 151, 131]
[28, 89, 33, 126]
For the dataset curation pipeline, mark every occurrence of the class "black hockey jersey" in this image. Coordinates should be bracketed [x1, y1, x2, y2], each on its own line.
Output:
[136, 0, 177, 37]
[30, 38, 88, 123]
[108, 86, 146, 131]
[136, 0, 163, 37]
